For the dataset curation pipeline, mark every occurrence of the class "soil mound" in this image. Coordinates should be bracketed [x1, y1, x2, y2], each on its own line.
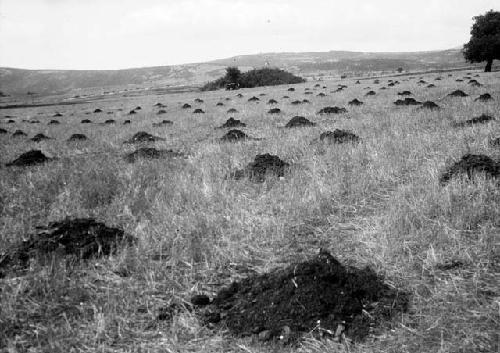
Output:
[230, 153, 290, 182]
[304, 91, 313, 95]
[248, 96, 260, 102]
[318, 106, 347, 114]
[48, 120, 60, 125]
[194, 98, 204, 103]
[7, 120, 15, 123]
[67, 134, 87, 141]
[31, 133, 52, 142]
[220, 129, 250, 142]
[227, 108, 238, 113]
[5, 150, 51, 167]
[453, 114, 495, 127]
[317, 93, 327, 97]
[124, 147, 184, 163]
[0, 218, 134, 276]
[216, 102, 224, 106]
[285, 116, 316, 128]
[94, 108, 103, 113]
[439, 154, 499, 185]
[268, 99, 278, 104]
[283, 95, 290, 99]
[365, 91, 376, 96]
[394, 98, 421, 106]
[12, 130, 27, 137]
[398, 91, 412, 96]
[448, 90, 468, 97]
[157, 109, 167, 114]
[0, 128, 7, 134]
[135, 106, 142, 110]
[182, 103, 191, 109]
[129, 110, 137, 115]
[53, 113, 63, 117]
[320, 129, 360, 144]
[348, 99, 363, 106]
[154, 103, 166, 108]
[123, 120, 131, 125]
[236, 93, 243, 98]
[302, 99, 310, 104]
[268, 108, 281, 114]
[193, 109, 205, 114]
[489, 137, 500, 148]
[81, 119, 92, 123]
[427, 84, 436, 88]
[468, 80, 482, 87]
[419, 101, 440, 110]
[152, 120, 173, 127]
[125, 131, 165, 143]
[104, 119, 115, 124]
[204, 250, 409, 343]
[474, 93, 493, 102]
[291, 100, 303, 105]
[288, 87, 295, 92]
[218, 118, 246, 129]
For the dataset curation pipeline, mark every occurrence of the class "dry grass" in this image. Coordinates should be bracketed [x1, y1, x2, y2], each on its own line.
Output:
[1, 70, 499, 352]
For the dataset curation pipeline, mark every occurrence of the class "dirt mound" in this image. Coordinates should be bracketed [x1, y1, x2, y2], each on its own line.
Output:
[419, 101, 440, 110]
[448, 90, 468, 97]
[439, 154, 499, 185]
[28, 119, 40, 124]
[285, 116, 316, 128]
[154, 102, 166, 107]
[67, 134, 87, 141]
[318, 106, 347, 114]
[427, 84, 436, 88]
[193, 109, 205, 114]
[125, 131, 165, 143]
[203, 250, 409, 343]
[453, 114, 495, 127]
[157, 109, 167, 114]
[7, 119, 15, 123]
[291, 100, 303, 105]
[236, 93, 243, 98]
[194, 98, 204, 103]
[31, 133, 52, 142]
[124, 147, 184, 163]
[48, 119, 60, 125]
[0, 218, 134, 276]
[104, 119, 115, 124]
[268, 108, 281, 114]
[220, 129, 251, 142]
[94, 108, 103, 113]
[218, 118, 246, 129]
[283, 95, 290, 99]
[468, 80, 482, 86]
[135, 106, 142, 110]
[418, 80, 427, 84]
[230, 153, 290, 182]
[474, 93, 493, 102]
[216, 102, 224, 106]
[317, 93, 327, 97]
[304, 91, 313, 95]
[268, 99, 278, 104]
[398, 91, 412, 96]
[12, 130, 27, 137]
[81, 119, 92, 123]
[0, 128, 7, 134]
[456, 79, 463, 82]
[123, 120, 131, 125]
[288, 87, 295, 91]
[5, 150, 51, 167]
[394, 98, 421, 106]
[355, 80, 360, 84]
[129, 110, 137, 115]
[182, 103, 191, 109]
[489, 137, 500, 148]
[53, 113, 63, 117]
[365, 91, 376, 96]
[320, 129, 360, 144]
[227, 108, 238, 113]
[248, 96, 260, 102]
[348, 99, 363, 106]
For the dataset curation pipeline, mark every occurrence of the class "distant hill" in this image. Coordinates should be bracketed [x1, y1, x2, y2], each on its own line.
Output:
[0, 48, 481, 96]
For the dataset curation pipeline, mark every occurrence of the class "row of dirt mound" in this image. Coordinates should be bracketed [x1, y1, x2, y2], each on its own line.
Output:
[229, 153, 290, 182]
[0, 218, 134, 278]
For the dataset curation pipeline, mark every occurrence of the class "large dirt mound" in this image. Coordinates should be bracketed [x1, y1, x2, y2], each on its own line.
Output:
[318, 106, 347, 114]
[124, 147, 184, 163]
[348, 98, 363, 106]
[230, 154, 290, 182]
[448, 90, 468, 97]
[320, 129, 360, 144]
[440, 154, 499, 185]
[0, 218, 134, 277]
[31, 133, 52, 142]
[218, 118, 246, 129]
[125, 131, 165, 143]
[285, 116, 316, 128]
[475, 93, 493, 102]
[204, 250, 409, 343]
[220, 129, 252, 142]
[5, 150, 51, 167]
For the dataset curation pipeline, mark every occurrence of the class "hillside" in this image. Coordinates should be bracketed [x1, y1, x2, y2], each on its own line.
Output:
[0, 48, 482, 96]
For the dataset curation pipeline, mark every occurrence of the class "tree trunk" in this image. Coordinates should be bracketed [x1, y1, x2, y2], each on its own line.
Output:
[485, 59, 493, 72]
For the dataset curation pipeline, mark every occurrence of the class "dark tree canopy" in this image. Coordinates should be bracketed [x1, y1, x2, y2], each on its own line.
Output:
[463, 10, 500, 72]
[225, 67, 242, 84]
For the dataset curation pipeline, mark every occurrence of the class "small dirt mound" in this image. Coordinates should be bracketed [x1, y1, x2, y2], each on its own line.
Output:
[236, 93, 243, 98]
[283, 95, 290, 99]
[53, 113, 63, 117]
[124, 147, 183, 163]
[318, 106, 347, 114]
[417, 80, 427, 84]
[317, 92, 327, 97]
[348, 98, 363, 106]
[152, 120, 173, 127]
[12, 130, 27, 137]
[205, 250, 409, 343]
[193, 109, 205, 114]
[67, 134, 87, 141]
[302, 99, 310, 104]
[31, 133, 52, 142]
[453, 114, 495, 127]
[398, 91, 412, 96]
[182, 103, 192, 109]
[355, 80, 360, 84]
[474, 93, 493, 102]
[489, 137, 500, 148]
[0, 218, 134, 276]
[157, 109, 167, 115]
[230, 153, 290, 182]
[268, 108, 281, 114]
[248, 96, 260, 102]
[135, 106, 142, 110]
[285, 116, 316, 128]
[440, 154, 499, 185]
[94, 108, 103, 113]
[227, 108, 238, 113]
[304, 91, 313, 95]
[7, 119, 15, 123]
[419, 101, 440, 110]
[218, 118, 246, 129]
[220, 129, 250, 142]
[104, 119, 116, 124]
[125, 131, 165, 143]
[129, 110, 137, 115]
[216, 102, 224, 106]
[427, 84, 436, 88]
[5, 150, 51, 167]
[448, 90, 468, 97]
[394, 98, 422, 106]
[194, 98, 204, 103]
[267, 99, 278, 104]
[0, 128, 7, 134]
[320, 129, 360, 144]
[48, 120, 60, 125]
[365, 91, 376, 96]
[259, 93, 267, 96]
[468, 80, 482, 87]
[154, 103, 166, 107]
[81, 119, 92, 123]
[456, 79, 463, 82]
[291, 100, 303, 105]
[288, 87, 295, 92]
[29, 120, 40, 124]
[123, 120, 131, 125]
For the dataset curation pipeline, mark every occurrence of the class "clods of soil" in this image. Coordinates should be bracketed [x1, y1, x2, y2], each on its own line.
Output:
[285, 116, 316, 128]
[427, 84, 436, 88]
[129, 110, 137, 115]
[394, 98, 421, 106]
[203, 250, 409, 343]
[220, 129, 251, 142]
[448, 90, 468, 97]
[318, 106, 347, 114]
[124, 147, 184, 163]
[291, 100, 303, 105]
[348, 99, 363, 106]
[31, 133, 52, 142]
[320, 129, 360, 144]
[317, 93, 327, 97]
[194, 98, 204, 103]
[67, 134, 88, 141]
[124, 131, 165, 143]
[0, 218, 134, 277]
[216, 102, 224, 106]
[218, 117, 246, 129]
[439, 154, 499, 185]
[453, 114, 495, 127]
[230, 153, 290, 182]
[475, 93, 493, 102]
[5, 150, 51, 167]
[268, 108, 281, 114]
[419, 101, 441, 110]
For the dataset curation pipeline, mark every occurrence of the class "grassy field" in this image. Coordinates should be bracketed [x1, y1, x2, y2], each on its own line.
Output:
[0, 70, 499, 352]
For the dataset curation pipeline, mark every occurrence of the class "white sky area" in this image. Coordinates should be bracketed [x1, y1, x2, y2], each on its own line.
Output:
[0, 0, 498, 70]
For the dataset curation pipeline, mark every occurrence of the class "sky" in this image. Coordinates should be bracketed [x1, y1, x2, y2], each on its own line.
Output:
[0, 0, 498, 70]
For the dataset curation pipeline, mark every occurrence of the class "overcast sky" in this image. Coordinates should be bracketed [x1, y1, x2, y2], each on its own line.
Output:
[0, 0, 497, 70]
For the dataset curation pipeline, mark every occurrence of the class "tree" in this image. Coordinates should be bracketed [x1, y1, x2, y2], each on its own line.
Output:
[225, 66, 242, 84]
[463, 10, 500, 72]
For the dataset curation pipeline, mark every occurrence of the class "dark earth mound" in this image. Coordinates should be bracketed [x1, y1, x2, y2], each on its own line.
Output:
[439, 154, 499, 185]
[365, 91, 376, 96]
[67, 134, 87, 141]
[317, 93, 327, 97]
[124, 147, 184, 163]
[448, 90, 468, 97]
[285, 116, 316, 128]
[203, 250, 409, 343]
[182, 103, 192, 109]
[302, 99, 310, 103]
[220, 129, 251, 142]
[194, 98, 204, 103]
[193, 109, 205, 114]
[81, 119, 92, 123]
[419, 101, 440, 110]
[152, 120, 173, 127]
[125, 131, 165, 143]
[475, 93, 493, 102]
[53, 113, 63, 117]
[218, 118, 246, 129]
[283, 95, 289, 98]
[135, 106, 142, 110]
[230, 153, 290, 182]
[31, 133, 52, 142]
[318, 106, 347, 114]
[489, 137, 500, 148]
[216, 102, 224, 106]
[288, 87, 295, 91]
[12, 130, 27, 137]
[157, 109, 167, 114]
[456, 79, 463, 82]
[398, 91, 412, 96]
[348, 99, 363, 106]
[5, 150, 51, 167]
[48, 120, 60, 125]
[123, 120, 131, 124]
[468, 80, 482, 87]
[154, 102, 166, 107]
[268, 108, 281, 114]
[227, 108, 238, 113]
[427, 84, 436, 88]
[104, 119, 115, 124]
[129, 110, 137, 115]
[94, 108, 103, 113]
[320, 129, 360, 144]
[304, 91, 313, 95]
[248, 96, 260, 102]
[453, 114, 495, 127]
[7, 119, 15, 123]
[394, 98, 421, 106]
[0, 128, 7, 134]
[268, 99, 278, 104]
[0, 218, 134, 277]
[236, 93, 243, 98]
[291, 100, 303, 105]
